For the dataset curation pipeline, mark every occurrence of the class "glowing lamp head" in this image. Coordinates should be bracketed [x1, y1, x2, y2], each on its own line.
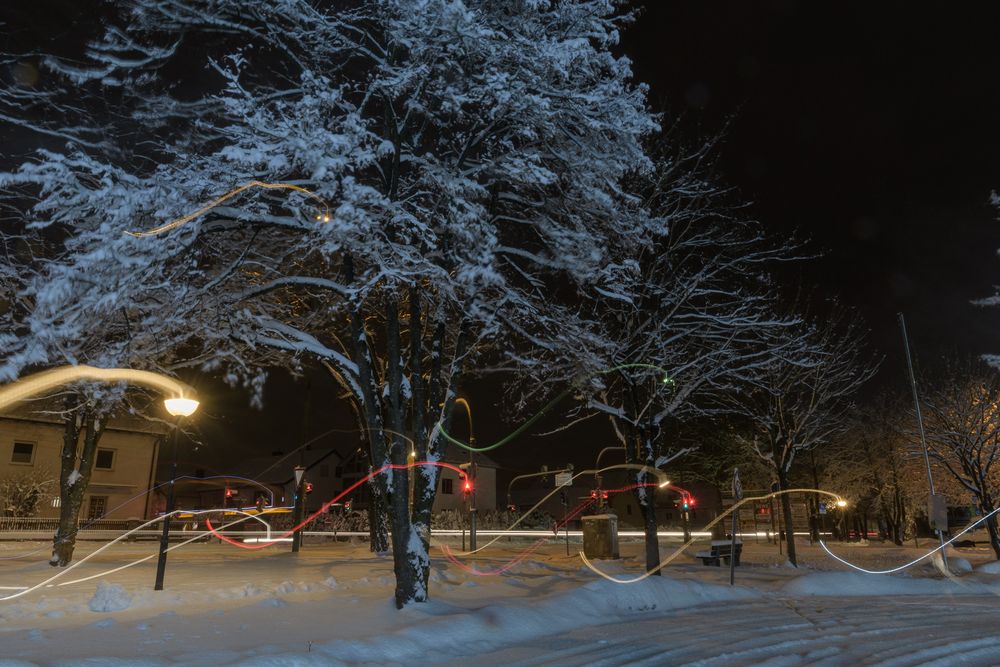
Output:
[164, 396, 199, 417]
[836, 499, 848, 508]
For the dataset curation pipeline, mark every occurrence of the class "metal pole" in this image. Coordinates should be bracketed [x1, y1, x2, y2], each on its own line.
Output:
[469, 441, 477, 551]
[154, 419, 179, 590]
[291, 477, 305, 552]
[898, 313, 949, 569]
[561, 491, 569, 556]
[730, 468, 742, 586]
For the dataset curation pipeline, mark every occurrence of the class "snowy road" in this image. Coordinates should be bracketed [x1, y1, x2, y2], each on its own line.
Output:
[6, 539, 1000, 666]
[477, 594, 1000, 667]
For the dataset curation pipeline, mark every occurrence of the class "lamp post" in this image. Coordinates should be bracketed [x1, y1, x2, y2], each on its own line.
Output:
[454, 398, 477, 550]
[154, 396, 199, 591]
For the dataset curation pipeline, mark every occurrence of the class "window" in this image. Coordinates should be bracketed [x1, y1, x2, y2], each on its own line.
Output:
[441, 478, 454, 495]
[11, 441, 34, 465]
[95, 449, 115, 470]
[87, 496, 108, 521]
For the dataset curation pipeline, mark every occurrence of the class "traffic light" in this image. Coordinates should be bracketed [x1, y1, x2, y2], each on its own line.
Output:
[225, 488, 235, 498]
[305, 482, 314, 494]
[459, 461, 477, 495]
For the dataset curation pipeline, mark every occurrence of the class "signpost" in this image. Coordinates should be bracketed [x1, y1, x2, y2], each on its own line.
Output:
[554, 471, 572, 488]
[730, 468, 742, 585]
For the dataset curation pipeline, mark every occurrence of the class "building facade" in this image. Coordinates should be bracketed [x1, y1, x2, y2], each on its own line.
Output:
[0, 415, 163, 520]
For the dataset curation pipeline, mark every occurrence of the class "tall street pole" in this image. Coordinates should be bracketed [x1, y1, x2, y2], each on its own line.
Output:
[155, 396, 199, 591]
[898, 313, 949, 569]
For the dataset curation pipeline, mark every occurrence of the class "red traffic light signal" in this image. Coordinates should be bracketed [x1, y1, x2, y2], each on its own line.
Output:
[225, 488, 234, 498]
[305, 482, 314, 494]
[463, 479, 472, 493]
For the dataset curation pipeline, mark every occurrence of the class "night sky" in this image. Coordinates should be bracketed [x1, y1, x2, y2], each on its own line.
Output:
[624, 0, 1000, 381]
[187, 1, 1000, 476]
[6, 2, 1000, 476]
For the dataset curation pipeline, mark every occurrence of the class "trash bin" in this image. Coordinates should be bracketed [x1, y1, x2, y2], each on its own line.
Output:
[582, 514, 619, 559]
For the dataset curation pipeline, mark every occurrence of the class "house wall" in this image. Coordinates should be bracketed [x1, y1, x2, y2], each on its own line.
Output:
[432, 465, 497, 512]
[0, 417, 160, 520]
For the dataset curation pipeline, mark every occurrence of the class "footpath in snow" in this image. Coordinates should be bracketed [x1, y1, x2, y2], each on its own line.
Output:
[3, 537, 1000, 666]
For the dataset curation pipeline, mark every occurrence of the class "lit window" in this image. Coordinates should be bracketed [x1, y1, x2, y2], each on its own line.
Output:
[441, 478, 454, 495]
[11, 441, 34, 465]
[95, 449, 115, 470]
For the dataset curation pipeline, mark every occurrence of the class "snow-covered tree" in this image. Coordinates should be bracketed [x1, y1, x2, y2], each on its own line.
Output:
[822, 395, 925, 545]
[569, 139, 805, 574]
[0, 0, 657, 605]
[734, 311, 878, 566]
[922, 359, 1000, 559]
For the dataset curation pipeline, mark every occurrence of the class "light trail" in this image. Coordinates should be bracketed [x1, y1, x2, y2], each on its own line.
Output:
[820, 506, 1000, 575]
[436, 363, 674, 453]
[205, 460, 469, 549]
[581, 488, 847, 584]
[0, 507, 269, 601]
[0, 365, 194, 412]
[443, 463, 669, 558]
[125, 181, 330, 237]
[439, 497, 597, 576]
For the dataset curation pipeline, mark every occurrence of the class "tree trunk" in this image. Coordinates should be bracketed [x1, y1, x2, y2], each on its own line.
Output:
[384, 297, 423, 608]
[984, 502, 1000, 559]
[776, 466, 797, 566]
[51, 399, 106, 566]
[345, 255, 390, 554]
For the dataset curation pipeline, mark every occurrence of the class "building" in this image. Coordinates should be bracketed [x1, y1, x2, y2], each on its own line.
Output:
[0, 413, 164, 520]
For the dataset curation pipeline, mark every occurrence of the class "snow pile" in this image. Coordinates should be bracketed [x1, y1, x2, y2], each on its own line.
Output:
[978, 560, 1000, 575]
[87, 581, 132, 612]
[782, 571, 1000, 597]
[309, 576, 756, 664]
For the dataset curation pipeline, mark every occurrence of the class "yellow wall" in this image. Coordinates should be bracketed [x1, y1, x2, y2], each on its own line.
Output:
[0, 417, 160, 520]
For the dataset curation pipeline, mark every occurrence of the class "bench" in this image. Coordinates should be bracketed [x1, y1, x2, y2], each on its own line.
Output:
[696, 541, 742, 567]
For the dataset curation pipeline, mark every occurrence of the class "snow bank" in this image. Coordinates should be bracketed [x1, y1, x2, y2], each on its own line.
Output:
[308, 576, 756, 664]
[782, 571, 1000, 597]
[977, 560, 1000, 574]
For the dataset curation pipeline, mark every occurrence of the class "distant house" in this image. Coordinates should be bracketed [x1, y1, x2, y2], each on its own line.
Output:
[0, 413, 164, 520]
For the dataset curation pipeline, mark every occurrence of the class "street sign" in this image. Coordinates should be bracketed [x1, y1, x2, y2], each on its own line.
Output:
[554, 472, 572, 487]
[818, 502, 827, 515]
[928, 493, 948, 532]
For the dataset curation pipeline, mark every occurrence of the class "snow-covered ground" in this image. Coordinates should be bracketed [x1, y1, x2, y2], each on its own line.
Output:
[3, 534, 1000, 666]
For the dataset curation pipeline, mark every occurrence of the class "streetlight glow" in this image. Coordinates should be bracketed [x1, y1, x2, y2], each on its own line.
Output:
[659, 480, 671, 488]
[164, 396, 200, 417]
[836, 499, 848, 508]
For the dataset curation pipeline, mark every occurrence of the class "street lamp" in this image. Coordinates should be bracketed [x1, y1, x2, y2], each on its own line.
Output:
[154, 395, 199, 591]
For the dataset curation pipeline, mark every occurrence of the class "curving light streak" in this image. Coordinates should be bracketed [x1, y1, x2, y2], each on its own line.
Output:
[580, 488, 846, 584]
[440, 497, 597, 576]
[0, 507, 268, 601]
[125, 181, 330, 238]
[436, 363, 674, 453]
[820, 506, 1000, 575]
[443, 463, 669, 558]
[0, 365, 194, 412]
[205, 460, 470, 549]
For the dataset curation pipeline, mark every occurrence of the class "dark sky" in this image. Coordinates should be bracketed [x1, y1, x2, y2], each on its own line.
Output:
[172, 1, 1000, 477]
[6, 1, 1000, 478]
[623, 0, 1000, 383]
